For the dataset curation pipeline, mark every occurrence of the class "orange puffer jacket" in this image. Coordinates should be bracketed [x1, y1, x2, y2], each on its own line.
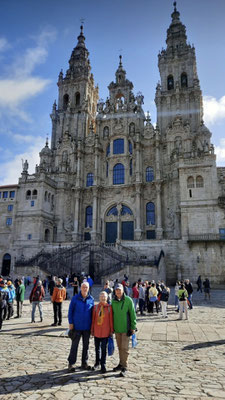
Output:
[52, 285, 66, 303]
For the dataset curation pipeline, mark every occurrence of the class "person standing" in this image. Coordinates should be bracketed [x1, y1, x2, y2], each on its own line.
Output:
[160, 284, 170, 318]
[6, 281, 15, 320]
[15, 279, 25, 318]
[178, 283, 188, 320]
[29, 280, 45, 322]
[67, 282, 94, 372]
[71, 276, 79, 296]
[203, 278, 211, 300]
[91, 291, 113, 373]
[87, 275, 94, 294]
[131, 282, 139, 312]
[149, 283, 159, 314]
[51, 278, 66, 326]
[103, 281, 113, 304]
[0, 280, 9, 330]
[185, 279, 193, 309]
[112, 283, 136, 377]
[138, 283, 146, 315]
[196, 275, 202, 292]
[48, 276, 56, 296]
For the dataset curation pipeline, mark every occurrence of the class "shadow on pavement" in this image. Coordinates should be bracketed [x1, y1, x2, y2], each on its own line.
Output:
[1, 368, 119, 394]
[182, 339, 225, 351]
[0, 326, 66, 337]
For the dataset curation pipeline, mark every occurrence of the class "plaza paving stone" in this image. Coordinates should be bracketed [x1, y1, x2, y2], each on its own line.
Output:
[1, 286, 225, 399]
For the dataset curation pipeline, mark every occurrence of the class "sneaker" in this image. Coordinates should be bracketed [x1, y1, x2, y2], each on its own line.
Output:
[58, 322, 62, 326]
[119, 368, 127, 377]
[31, 320, 35, 323]
[92, 364, 100, 371]
[101, 366, 107, 373]
[113, 364, 122, 372]
[81, 363, 91, 370]
[68, 364, 75, 373]
[51, 323, 57, 326]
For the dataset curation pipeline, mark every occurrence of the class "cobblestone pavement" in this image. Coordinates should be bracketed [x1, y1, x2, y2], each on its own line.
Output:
[1, 286, 225, 400]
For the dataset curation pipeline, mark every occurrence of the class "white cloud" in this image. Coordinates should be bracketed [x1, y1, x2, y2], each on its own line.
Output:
[215, 138, 225, 164]
[0, 37, 9, 52]
[203, 95, 225, 125]
[0, 28, 56, 121]
[0, 136, 45, 185]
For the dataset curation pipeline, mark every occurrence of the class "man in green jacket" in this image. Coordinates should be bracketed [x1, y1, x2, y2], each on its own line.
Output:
[112, 283, 136, 377]
[15, 279, 25, 318]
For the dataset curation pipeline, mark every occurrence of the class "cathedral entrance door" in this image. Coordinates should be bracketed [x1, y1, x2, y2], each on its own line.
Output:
[122, 221, 134, 240]
[106, 222, 117, 243]
[1, 253, 11, 276]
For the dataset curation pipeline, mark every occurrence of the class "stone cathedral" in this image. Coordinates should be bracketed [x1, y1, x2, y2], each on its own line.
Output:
[1, 4, 225, 284]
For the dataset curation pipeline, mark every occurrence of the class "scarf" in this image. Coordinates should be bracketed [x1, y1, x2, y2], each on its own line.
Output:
[97, 305, 105, 326]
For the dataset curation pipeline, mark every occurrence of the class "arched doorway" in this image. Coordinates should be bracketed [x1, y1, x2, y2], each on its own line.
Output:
[105, 204, 134, 243]
[1, 253, 11, 276]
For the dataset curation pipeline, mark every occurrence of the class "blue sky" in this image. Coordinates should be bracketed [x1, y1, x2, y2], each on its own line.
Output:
[0, 0, 225, 185]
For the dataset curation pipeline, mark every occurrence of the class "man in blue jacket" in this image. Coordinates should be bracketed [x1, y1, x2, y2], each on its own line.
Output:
[67, 281, 94, 372]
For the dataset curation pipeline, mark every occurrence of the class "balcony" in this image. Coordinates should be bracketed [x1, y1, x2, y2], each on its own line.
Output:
[188, 234, 225, 243]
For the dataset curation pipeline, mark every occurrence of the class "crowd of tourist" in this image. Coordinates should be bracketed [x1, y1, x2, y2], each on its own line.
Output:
[0, 273, 211, 376]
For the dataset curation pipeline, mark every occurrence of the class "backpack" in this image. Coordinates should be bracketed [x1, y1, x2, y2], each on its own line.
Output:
[32, 286, 41, 301]
[179, 291, 186, 301]
[162, 289, 169, 302]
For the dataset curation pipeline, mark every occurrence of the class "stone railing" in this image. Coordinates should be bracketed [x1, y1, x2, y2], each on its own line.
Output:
[188, 234, 225, 242]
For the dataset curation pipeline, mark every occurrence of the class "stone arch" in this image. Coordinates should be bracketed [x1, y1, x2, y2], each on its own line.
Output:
[1, 253, 11, 276]
[63, 94, 69, 111]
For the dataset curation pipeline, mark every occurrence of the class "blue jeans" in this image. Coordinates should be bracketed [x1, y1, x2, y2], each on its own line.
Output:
[94, 337, 108, 367]
[133, 298, 138, 311]
[31, 301, 43, 321]
[68, 330, 90, 366]
[187, 294, 193, 309]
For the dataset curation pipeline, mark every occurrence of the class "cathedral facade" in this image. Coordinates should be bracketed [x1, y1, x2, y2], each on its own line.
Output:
[1, 5, 225, 283]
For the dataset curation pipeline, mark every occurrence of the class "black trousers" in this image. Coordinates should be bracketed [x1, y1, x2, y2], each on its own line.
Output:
[94, 337, 108, 367]
[0, 307, 5, 329]
[139, 298, 145, 314]
[53, 302, 62, 324]
[149, 300, 159, 313]
[68, 330, 90, 366]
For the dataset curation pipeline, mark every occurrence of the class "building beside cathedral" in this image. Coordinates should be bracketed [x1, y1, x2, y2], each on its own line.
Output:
[1, 4, 225, 283]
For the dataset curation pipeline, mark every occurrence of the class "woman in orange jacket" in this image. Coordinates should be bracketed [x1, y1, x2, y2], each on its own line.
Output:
[91, 291, 113, 373]
[51, 278, 66, 326]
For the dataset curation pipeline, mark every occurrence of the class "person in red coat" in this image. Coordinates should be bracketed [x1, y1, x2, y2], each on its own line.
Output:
[91, 291, 113, 373]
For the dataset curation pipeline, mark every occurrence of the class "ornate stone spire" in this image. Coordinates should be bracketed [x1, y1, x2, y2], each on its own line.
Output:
[66, 25, 91, 79]
[166, 2, 188, 54]
[115, 55, 127, 85]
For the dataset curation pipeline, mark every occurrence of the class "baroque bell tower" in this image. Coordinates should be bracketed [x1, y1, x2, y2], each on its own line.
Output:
[51, 25, 99, 150]
[155, 2, 203, 134]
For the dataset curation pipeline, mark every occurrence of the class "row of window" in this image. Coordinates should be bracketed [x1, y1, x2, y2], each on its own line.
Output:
[106, 139, 133, 156]
[187, 176, 204, 188]
[86, 166, 154, 186]
[0, 191, 15, 199]
[167, 72, 188, 90]
[84, 202, 155, 228]
[44, 191, 54, 203]
[26, 190, 37, 200]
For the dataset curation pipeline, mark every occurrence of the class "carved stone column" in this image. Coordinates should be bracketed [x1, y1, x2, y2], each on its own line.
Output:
[155, 182, 163, 239]
[72, 189, 81, 241]
[134, 183, 142, 240]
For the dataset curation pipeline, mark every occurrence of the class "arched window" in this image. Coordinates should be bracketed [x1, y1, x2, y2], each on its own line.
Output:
[103, 126, 109, 138]
[106, 144, 110, 156]
[129, 141, 133, 154]
[75, 92, 80, 106]
[167, 75, 174, 90]
[113, 139, 124, 154]
[146, 202, 155, 225]
[187, 176, 195, 188]
[44, 229, 50, 242]
[63, 94, 69, 111]
[1, 253, 11, 276]
[130, 159, 132, 176]
[26, 190, 31, 200]
[146, 167, 154, 182]
[86, 173, 94, 187]
[113, 163, 125, 184]
[106, 162, 109, 177]
[44, 191, 48, 201]
[196, 175, 204, 188]
[85, 206, 93, 228]
[121, 205, 133, 216]
[48, 193, 51, 202]
[107, 206, 118, 216]
[181, 73, 188, 88]
[129, 123, 135, 134]
[32, 189, 37, 199]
